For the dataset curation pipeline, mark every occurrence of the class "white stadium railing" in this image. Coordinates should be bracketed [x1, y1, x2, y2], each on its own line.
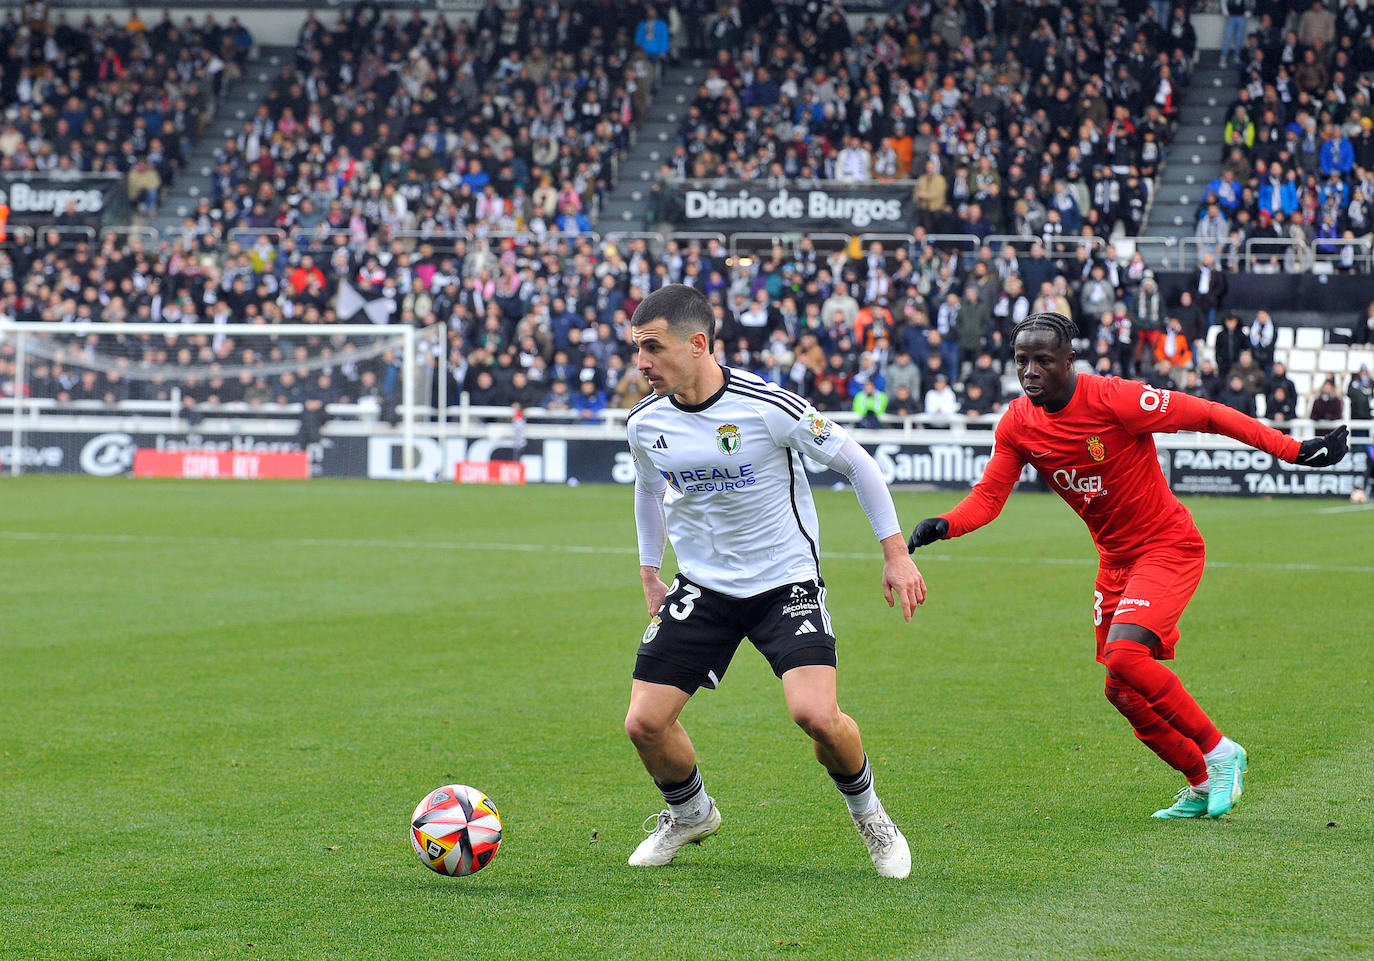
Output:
[8, 218, 1371, 276]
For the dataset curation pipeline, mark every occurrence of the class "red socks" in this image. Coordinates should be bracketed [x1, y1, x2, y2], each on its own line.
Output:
[1104, 676, 1208, 784]
[1103, 641, 1221, 784]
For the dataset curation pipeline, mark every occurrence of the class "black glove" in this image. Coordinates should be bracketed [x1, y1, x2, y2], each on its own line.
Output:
[1296, 425, 1349, 468]
[907, 517, 949, 553]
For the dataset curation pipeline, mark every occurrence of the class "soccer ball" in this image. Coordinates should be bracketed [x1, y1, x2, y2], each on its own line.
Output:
[410, 785, 503, 877]
[1352, 488, 1368, 504]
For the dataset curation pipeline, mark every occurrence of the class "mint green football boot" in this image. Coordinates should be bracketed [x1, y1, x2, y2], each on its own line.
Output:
[1205, 743, 1248, 817]
[1151, 786, 1211, 819]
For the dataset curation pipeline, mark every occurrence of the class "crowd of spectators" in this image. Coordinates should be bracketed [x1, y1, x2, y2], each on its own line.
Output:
[0, 225, 415, 437]
[186, 0, 674, 255]
[0, 6, 254, 214]
[656, 0, 1196, 243]
[0, 0, 679, 422]
[1090, 289, 1371, 427]
[2, 1, 1373, 433]
[1199, 0, 1374, 271]
[5, 221, 1371, 431]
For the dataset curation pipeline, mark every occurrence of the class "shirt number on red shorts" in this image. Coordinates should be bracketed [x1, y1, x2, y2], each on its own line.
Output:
[1093, 590, 1104, 626]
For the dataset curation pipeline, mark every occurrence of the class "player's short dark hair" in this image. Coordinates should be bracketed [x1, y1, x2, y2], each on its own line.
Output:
[1012, 311, 1078, 352]
[631, 284, 715, 349]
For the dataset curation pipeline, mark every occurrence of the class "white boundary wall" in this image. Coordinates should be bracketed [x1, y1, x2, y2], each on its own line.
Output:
[54, 7, 1225, 51]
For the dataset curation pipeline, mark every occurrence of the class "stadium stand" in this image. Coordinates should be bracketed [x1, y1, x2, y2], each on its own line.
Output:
[0, 9, 254, 202]
[1, 2, 1372, 433]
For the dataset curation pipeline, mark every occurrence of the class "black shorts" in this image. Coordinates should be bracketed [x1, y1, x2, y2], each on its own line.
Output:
[633, 575, 838, 695]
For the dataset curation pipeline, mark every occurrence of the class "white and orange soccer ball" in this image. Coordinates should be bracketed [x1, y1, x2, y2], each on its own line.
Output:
[410, 785, 503, 877]
[1351, 487, 1368, 504]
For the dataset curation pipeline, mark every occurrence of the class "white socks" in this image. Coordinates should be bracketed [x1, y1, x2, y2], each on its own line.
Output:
[844, 785, 880, 817]
[660, 766, 711, 823]
[669, 790, 711, 824]
[1203, 736, 1239, 764]
[832, 755, 879, 816]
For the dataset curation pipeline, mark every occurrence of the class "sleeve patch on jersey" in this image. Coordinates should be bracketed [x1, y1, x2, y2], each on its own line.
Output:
[805, 412, 833, 445]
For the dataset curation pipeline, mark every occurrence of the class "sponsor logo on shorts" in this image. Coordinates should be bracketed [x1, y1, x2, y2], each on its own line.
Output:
[783, 585, 819, 618]
[1117, 597, 1152, 609]
[794, 619, 819, 636]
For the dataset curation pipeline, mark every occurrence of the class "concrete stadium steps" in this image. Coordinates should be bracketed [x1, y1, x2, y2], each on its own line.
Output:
[1149, 201, 1201, 231]
[620, 156, 666, 182]
[1145, 50, 1236, 243]
[597, 60, 707, 229]
[1174, 122, 1225, 149]
[1154, 183, 1200, 205]
[145, 46, 294, 237]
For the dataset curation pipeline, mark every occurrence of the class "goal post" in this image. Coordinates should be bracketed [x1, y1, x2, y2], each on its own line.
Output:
[0, 321, 422, 479]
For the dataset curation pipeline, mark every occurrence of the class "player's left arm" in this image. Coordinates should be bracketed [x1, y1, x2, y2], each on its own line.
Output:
[826, 435, 929, 620]
[1109, 379, 1347, 465]
[768, 398, 927, 620]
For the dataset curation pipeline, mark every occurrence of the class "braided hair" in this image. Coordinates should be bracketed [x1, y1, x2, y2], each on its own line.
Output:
[1011, 311, 1078, 352]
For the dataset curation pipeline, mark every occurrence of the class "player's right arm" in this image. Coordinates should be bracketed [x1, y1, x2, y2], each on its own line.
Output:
[629, 426, 670, 617]
[909, 413, 1026, 551]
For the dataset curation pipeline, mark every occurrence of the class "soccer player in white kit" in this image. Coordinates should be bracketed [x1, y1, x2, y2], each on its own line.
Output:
[623, 285, 927, 878]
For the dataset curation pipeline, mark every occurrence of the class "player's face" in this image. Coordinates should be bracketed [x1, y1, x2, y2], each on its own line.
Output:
[633, 317, 699, 397]
[1014, 329, 1076, 411]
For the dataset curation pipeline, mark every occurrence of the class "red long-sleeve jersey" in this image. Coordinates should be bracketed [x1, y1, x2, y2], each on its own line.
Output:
[942, 375, 1302, 565]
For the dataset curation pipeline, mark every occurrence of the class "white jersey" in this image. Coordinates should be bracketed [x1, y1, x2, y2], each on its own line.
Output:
[628, 367, 856, 597]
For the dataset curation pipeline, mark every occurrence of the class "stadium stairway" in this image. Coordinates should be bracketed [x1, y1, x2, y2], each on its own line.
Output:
[145, 46, 292, 238]
[597, 60, 707, 233]
[1143, 50, 1232, 246]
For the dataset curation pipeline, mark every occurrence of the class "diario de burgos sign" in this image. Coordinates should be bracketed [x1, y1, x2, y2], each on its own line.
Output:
[662, 183, 914, 231]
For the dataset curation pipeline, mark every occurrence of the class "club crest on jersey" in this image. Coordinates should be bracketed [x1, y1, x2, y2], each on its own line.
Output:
[1087, 435, 1106, 461]
[716, 423, 742, 455]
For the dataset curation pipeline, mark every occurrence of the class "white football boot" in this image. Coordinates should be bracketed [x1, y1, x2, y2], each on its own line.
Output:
[852, 801, 911, 878]
[627, 799, 722, 866]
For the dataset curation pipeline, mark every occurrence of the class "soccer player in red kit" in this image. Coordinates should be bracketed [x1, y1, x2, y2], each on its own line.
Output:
[908, 312, 1350, 818]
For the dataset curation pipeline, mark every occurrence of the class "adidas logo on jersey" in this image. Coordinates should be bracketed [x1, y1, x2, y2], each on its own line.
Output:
[794, 619, 818, 636]
[652, 435, 669, 450]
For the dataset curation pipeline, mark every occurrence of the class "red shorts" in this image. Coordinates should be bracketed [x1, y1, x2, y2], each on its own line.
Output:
[1093, 544, 1206, 664]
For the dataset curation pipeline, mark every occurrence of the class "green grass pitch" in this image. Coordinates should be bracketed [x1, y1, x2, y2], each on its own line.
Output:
[1, 476, 1371, 961]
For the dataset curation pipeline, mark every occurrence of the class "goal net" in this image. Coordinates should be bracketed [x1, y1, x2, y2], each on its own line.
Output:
[0, 321, 429, 478]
